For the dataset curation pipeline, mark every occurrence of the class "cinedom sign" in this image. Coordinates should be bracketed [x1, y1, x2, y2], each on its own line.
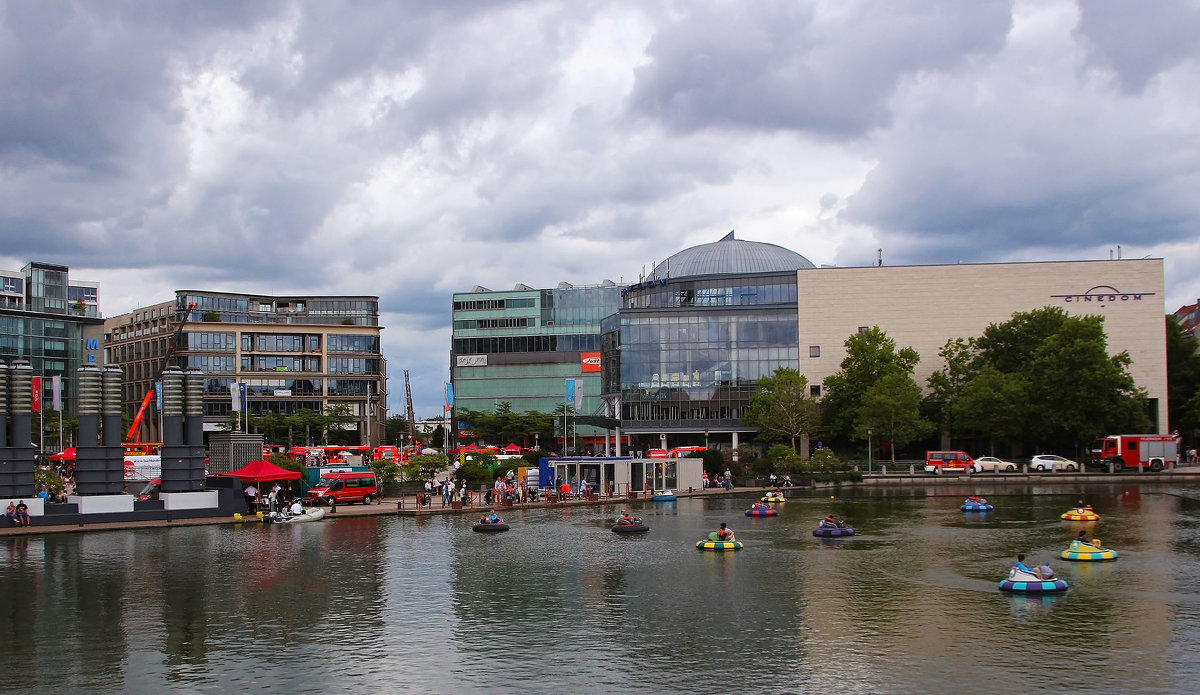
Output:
[1051, 285, 1155, 307]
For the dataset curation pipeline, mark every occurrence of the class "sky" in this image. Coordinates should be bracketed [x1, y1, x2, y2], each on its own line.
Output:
[3, 0, 1200, 417]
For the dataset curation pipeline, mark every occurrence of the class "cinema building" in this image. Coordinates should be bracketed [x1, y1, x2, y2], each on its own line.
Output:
[600, 233, 1167, 455]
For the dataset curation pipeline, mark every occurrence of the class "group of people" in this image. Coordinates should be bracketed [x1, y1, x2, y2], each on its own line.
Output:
[1014, 554, 1057, 580]
[819, 515, 847, 529]
[616, 510, 641, 526]
[478, 509, 503, 524]
[244, 482, 305, 515]
[767, 473, 794, 488]
[5, 500, 31, 527]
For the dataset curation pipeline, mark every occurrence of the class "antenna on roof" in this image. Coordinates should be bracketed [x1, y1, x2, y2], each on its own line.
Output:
[877, 249, 883, 267]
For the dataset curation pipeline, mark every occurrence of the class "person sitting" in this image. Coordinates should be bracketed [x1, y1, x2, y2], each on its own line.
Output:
[1076, 530, 1100, 548]
[1015, 553, 1046, 579]
[716, 523, 735, 541]
[617, 511, 634, 525]
[821, 515, 844, 528]
[966, 495, 982, 504]
[4, 501, 16, 526]
[487, 510, 501, 524]
[14, 500, 30, 527]
[289, 499, 304, 517]
[750, 503, 768, 512]
[1038, 562, 1055, 580]
[781, 475, 793, 487]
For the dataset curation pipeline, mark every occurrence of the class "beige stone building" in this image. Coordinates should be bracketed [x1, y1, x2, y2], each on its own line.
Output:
[797, 258, 1167, 432]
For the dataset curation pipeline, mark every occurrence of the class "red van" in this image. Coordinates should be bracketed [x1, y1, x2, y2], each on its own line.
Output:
[924, 451, 974, 475]
[306, 471, 380, 506]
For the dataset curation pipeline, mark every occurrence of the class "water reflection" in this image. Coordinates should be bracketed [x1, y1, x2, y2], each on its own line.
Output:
[3, 485, 1200, 693]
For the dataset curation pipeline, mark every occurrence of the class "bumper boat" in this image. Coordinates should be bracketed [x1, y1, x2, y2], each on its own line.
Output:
[472, 521, 510, 533]
[761, 493, 787, 503]
[961, 499, 993, 511]
[265, 507, 326, 524]
[1061, 506, 1099, 521]
[745, 505, 778, 517]
[612, 518, 649, 533]
[652, 490, 677, 502]
[1060, 539, 1118, 561]
[813, 521, 854, 537]
[998, 566, 1069, 593]
[697, 537, 743, 551]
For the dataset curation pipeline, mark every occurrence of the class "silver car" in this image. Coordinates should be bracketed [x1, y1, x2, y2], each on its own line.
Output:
[1031, 454, 1079, 472]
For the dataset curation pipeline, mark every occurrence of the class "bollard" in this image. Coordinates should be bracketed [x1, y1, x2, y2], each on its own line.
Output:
[397, 499, 404, 511]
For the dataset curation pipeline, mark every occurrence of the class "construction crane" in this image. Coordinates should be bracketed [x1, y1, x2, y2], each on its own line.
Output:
[404, 369, 416, 448]
[126, 301, 198, 442]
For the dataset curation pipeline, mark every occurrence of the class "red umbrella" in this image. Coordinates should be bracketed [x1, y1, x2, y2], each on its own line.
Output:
[49, 447, 76, 461]
[221, 459, 302, 484]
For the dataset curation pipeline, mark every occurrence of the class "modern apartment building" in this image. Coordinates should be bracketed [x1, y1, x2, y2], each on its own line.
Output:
[450, 281, 621, 450]
[0, 261, 104, 426]
[104, 291, 386, 446]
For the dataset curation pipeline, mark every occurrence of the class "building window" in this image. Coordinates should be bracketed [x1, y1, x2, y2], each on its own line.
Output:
[809, 346, 820, 358]
[810, 385, 821, 397]
[858, 326, 868, 335]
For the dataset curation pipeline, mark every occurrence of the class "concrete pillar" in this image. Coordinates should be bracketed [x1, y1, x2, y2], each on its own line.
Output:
[101, 366, 123, 447]
[731, 431, 740, 461]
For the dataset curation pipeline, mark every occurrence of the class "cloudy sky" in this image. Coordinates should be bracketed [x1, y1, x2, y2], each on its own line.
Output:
[3, 0, 1199, 415]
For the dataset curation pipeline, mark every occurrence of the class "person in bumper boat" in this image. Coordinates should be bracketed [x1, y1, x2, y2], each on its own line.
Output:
[821, 515, 845, 528]
[1076, 530, 1100, 548]
[1016, 553, 1052, 580]
[617, 511, 635, 525]
[716, 523, 735, 541]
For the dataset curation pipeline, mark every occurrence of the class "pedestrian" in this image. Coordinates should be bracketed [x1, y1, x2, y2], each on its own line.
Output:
[244, 484, 259, 513]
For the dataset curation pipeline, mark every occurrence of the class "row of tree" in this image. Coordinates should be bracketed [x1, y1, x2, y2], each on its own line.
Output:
[746, 307, 1158, 461]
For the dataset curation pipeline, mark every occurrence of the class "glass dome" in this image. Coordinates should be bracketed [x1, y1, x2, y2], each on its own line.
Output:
[647, 232, 815, 280]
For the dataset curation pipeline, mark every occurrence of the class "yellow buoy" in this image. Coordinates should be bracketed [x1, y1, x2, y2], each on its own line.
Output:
[256, 511, 264, 518]
[234, 513, 242, 520]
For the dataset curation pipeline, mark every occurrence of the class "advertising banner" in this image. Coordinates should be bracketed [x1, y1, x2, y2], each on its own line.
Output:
[581, 352, 601, 372]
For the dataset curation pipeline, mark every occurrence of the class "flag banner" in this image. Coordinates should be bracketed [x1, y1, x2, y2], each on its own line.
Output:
[156, 381, 162, 411]
[31, 376, 42, 412]
[230, 382, 241, 411]
[51, 375, 62, 411]
[445, 383, 454, 412]
[565, 378, 575, 408]
[574, 381, 583, 410]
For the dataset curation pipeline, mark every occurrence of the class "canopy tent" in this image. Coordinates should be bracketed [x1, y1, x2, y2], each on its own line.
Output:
[49, 447, 76, 461]
[502, 444, 521, 453]
[222, 459, 301, 484]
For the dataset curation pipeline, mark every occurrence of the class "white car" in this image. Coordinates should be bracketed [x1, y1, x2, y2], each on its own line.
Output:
[972, 456, 1017, 473]
[1031, 454, 1079, 472]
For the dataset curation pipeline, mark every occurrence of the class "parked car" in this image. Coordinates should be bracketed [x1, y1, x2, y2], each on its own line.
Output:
[1030, 454, 1079, 472]
[972, 456, 1017, 473]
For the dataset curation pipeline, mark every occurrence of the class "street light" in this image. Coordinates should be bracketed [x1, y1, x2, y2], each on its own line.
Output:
[704, 428, 709, 450]
[867, 428, 874, 474]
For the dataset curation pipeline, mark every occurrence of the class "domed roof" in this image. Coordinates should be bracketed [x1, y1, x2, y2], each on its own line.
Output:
[647, 232, 815, 280]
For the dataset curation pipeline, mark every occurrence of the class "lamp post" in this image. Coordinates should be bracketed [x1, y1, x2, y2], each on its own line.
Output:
[704, 428, 709, 450]
[867, 428, 874, 474]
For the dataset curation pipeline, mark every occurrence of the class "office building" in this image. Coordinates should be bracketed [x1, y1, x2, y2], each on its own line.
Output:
[104, 291, 386, 446]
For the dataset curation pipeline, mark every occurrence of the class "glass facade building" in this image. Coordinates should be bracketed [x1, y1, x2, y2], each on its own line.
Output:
[451, 282, 620, 450]
[0, 262, 104, 438]
[602, 234, 814, 453]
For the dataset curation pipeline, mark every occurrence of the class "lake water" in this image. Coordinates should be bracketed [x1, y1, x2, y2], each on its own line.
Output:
[3, 482, 1200, 694]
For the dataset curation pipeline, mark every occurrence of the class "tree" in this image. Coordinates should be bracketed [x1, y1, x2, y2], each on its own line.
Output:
[855, 372, 933, 463]
[934, 307, 1149, 453]
[923, 338, 974, 435]
[320, 403, 357, 445]
[743, 368, 821, 453]
[822, 327, 920, 439]
[1166, 315, 1200, 437]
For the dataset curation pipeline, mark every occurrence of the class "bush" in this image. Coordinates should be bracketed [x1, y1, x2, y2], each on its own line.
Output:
[407, 454, 449, 479]
[35, 468, 64, 495]
[370, 458, 401, 488]
[459, 462, 492, 484]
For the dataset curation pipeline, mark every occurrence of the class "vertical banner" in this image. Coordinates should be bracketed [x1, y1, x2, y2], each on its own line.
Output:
[155, 381, 162, 411]
[230, 382, 241, 411]
[574, 381, 583, 411]
[51, 375, 62, 411]
[565, 378, 575, 409]
[31, 376, 42, 412]
[445, 382, 454, 412]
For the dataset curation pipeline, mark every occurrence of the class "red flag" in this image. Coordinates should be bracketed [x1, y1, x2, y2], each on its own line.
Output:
[31, 376, 42, 412]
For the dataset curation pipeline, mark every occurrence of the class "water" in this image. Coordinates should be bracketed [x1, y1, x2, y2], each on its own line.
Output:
[3, 483, 1200, 694]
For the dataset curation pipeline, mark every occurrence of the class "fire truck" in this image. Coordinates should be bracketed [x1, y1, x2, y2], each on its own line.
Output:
[1088, 434, 1179, 472]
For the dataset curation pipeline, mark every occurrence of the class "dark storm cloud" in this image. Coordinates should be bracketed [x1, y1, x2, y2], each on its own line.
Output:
[629, 0, 1012, 136]
[1074, 0, 1200, 93]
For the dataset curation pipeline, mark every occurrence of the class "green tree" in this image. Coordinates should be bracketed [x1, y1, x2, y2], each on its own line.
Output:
[938, 307, 1149, 453]
[822, 327, 920, 439]
[1166, 315, 1200, 437]
[855, 372, 933, 463]
[319, 403, 357, 445]
[923, 338, 974, 435]
[743, 367, 821, 453]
